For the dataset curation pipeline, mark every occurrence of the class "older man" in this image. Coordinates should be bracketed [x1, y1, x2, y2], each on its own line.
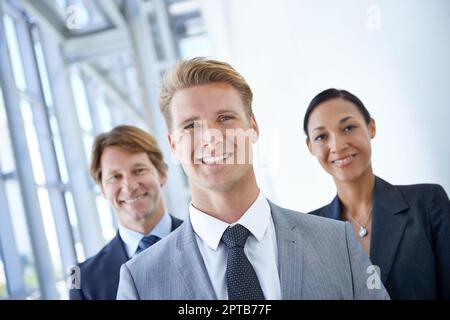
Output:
[69, 125, 182, 300]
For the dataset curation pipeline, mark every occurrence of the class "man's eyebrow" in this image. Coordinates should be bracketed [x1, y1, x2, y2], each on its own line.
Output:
[104, 163, 149, 175]
[215, 109, 237, 115]
[104, 168, 119, 176]
[177, 109, 238, 127]
[132, 163, 150, 168]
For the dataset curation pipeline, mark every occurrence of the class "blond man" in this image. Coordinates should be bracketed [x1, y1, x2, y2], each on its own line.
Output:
[117, 59, 389, 300]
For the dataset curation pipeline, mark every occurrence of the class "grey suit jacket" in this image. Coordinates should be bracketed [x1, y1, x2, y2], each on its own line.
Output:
[117, 201, 390, 299]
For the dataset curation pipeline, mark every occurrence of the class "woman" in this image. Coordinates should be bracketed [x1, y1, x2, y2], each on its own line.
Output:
[304, 88, 450, 300]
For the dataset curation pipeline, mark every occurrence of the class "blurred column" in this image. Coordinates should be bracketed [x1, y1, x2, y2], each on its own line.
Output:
[39, 30, 104, 258]
[124, 0, 190, 218]
[0, 12, 58, 299]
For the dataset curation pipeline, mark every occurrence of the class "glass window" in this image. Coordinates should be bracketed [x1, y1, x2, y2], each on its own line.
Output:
[20, 103, 63, 286]
[36, 187, 63, 281]
[96, 95, 113, 132]
[20, 100, 45, 185]
[167, 0, 211, 57]
[33, 27, 69, 186]
[64, 191, 85, 262]
[4, 179, 39, 294]
[70, 70, 93, 133]
[70, 71, 93, 169]
[33, 39, 54, 108]
[148, 13, 166, 61]
[0, 248, 8, 299]
[0, 89, 15, 174]
[3, 15, 27, 91]
[49, 115, 69, 184]
[96, 194, 116, 241]
[82, 133, 94, 165]
[70, 70, 97, 165]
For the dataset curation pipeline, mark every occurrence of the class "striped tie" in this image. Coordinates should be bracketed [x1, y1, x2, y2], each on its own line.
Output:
[135, 235, 161, 255]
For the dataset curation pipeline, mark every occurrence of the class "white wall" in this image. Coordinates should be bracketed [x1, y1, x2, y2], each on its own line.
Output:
[201, 0, 450, 212]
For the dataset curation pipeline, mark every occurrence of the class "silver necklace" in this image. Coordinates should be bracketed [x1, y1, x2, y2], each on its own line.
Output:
[346, 209, 372, 238]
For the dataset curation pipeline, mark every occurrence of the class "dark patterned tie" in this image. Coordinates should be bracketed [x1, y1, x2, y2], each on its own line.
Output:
[135, 235, 161, 255]
[221, 224, 265, 300]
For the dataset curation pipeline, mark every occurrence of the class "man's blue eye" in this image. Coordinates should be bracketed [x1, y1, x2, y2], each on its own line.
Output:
[219, 115, 232, 122]
[184, 122, 200, 130]
[109, 174, 120, 181]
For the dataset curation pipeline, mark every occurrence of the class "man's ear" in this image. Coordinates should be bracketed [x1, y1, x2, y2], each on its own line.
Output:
[249, 115, 259, 143]
[159, 172, 168, 187]
[369, 118, 376, 139]
[168, 132, 176, 154]
[99, 183, 107, 198]
[168, 128, 186, 155]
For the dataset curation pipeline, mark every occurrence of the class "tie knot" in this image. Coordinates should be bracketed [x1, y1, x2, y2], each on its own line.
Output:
[136, 235, 161, 254]
[221, 224, 250, 249]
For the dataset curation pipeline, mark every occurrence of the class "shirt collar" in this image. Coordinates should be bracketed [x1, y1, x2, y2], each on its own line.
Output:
[189, 191, 271, 251]
[118, 211, 171, 258]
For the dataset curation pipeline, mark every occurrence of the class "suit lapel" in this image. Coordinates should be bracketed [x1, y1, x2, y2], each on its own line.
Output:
[174, 216, 216, 299]
[321, 178, 409, 284]
[104, 233, 129, 262]
[269, 201, 304, 299]
[370, 177, 409, 284]
[99, 233, 129, 299]
[170, 215, 183, 231]
[324, 196, 341, 220]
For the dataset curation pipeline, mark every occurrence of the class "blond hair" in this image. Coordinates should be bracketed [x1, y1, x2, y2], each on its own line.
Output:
[159, 58, 253, 131]
[90, 125, 168, 185]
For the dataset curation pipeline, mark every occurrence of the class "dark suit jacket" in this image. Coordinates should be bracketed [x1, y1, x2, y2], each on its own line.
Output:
[309, 176, 450, 300]
[69, 215, 183, 300]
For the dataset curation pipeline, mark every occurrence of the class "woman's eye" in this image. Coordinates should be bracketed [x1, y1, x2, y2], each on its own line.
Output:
[314, 134, 326, 142]
[344, 125, 356, 132]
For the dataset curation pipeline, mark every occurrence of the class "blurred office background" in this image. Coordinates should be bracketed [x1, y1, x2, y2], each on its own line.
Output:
[0, 0, 448, 299]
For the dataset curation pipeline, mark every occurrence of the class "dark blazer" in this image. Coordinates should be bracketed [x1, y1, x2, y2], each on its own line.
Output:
[309, 176, 450, 300]
[69, 215, 183, 300]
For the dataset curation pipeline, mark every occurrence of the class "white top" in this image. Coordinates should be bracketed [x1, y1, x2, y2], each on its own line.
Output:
[118, 211, 172, 258]
[189, 191, 281, 299]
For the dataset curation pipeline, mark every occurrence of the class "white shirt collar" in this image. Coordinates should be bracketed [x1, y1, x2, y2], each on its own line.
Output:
[189, 191, 271, 251]
[118, 211, 172, 258]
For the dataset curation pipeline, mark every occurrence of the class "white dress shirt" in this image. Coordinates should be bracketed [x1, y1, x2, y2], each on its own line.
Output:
[118, 211, 172, 258]
[189, 191, 281, 299]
